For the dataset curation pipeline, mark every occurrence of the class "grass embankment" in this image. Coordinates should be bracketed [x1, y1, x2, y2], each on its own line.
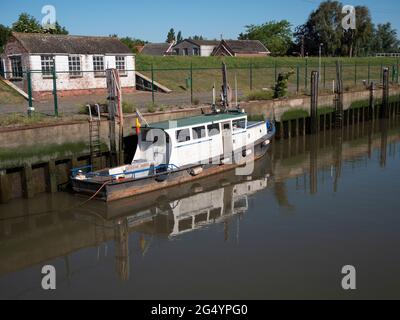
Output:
[0, 113, 87, 128]
[136, 55, 400, 96]
[0, 80, 25, 105]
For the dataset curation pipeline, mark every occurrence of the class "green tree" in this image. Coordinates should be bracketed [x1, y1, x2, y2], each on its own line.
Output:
[0, 24, 11, 53]
[177, 31, 183, 43]
[11, 13, 69, 35]
[239, 20, 293, 56]
[372, 23, 400, 53]
[295, 1, 343, 56]
[342, 6, 374, 57]
[166, 28, 176, 43]
[189, 35, 205, 41]
[12, 13, 43, 33]
[119, 36, 147, 54]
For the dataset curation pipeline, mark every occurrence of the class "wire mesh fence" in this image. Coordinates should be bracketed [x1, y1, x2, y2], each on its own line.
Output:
[0, 59, 399, 117]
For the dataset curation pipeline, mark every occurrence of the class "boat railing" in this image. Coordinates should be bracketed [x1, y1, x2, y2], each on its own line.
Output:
[81, 164, 180, 181]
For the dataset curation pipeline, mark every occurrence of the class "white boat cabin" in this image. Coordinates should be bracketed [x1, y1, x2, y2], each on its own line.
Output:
[106, 112, 270, 180]
[133, 112, 268, 169]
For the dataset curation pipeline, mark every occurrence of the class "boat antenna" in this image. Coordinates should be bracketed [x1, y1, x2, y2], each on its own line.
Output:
[221, 62, 229, 112]
[235, 73, 238, 108]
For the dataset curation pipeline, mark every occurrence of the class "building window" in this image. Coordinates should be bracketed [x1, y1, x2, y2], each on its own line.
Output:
[93, 56, 105, 77]
[116, 56, 126, 76]
[41, 55, 54, 77]
[183, 48, 189, 56]
[10, 56, 23, 78]
[176, 129, 191, 143]
[68, 55, 82, 77]
[174, 49, 180, 55]
[193, 48, 199, 56]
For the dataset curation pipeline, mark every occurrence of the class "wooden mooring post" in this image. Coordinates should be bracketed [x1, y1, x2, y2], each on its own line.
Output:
[334, 61, 344, 128]
[369, 81, 376, 121]
[381, 67, 390, 119]
[310, 71, 319, 135]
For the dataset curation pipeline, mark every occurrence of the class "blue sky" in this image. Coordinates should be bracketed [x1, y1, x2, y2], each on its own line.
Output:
[0, 0, 399, 42]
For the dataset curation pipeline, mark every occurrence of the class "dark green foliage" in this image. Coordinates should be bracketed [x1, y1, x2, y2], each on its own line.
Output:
[239, 20, 293, 56]
[274, 71, 294, 98]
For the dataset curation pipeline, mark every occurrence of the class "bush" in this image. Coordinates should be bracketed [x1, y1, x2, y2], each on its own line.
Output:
[122, 101, 136, 114]
[147, 104, 157, 113]
[274, 70, 294, 98]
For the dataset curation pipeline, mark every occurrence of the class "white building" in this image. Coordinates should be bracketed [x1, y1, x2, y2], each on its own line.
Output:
[0, 32, 136, 98]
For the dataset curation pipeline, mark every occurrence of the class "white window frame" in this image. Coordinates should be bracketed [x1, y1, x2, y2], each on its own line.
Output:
[93, 55, 105, 77]
[68, 55, 82, 77]
[115, 56, 127, 76]
[41, 55, 55, 77]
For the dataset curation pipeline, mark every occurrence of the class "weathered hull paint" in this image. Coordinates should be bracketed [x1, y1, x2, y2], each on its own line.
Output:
[72, 137, 272, 202]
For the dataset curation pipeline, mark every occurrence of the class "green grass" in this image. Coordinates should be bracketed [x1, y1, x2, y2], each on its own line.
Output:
[0, 113, 47, 126]
[245, 90, 274, 101]
[317, 106, 335, 115]
[0, 80, 26, 105]
[136, 55, 400, 95]
[281, 109, 309, 121]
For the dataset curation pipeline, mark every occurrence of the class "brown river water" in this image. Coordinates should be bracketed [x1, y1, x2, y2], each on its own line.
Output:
[0, 118, 400, 300]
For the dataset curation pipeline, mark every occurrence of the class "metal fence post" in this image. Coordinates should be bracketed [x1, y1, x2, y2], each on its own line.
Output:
[397, 58, 399, 84]
[52, 68, 58, 117]
[354, 62, 357, 86]
[305, 58, 308, 91]
[151, 64, 155, 105]
[249, 63, 253, 91]
[323, 62, 326, 89]
[190, 62, 193, 104]
[296, 65, 300, 93]
[368, 61, 371, 84]
[27, 70, 33, 117]
[380, 63, 383, 83]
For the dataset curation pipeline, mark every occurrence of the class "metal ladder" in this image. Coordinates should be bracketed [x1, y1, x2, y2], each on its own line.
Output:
[88, 104, 102, 169]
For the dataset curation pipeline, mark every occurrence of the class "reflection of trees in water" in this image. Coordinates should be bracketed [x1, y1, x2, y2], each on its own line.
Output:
[273, 181, 293, 209]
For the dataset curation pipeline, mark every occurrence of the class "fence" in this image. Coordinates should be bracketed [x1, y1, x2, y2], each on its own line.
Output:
[1, 59, 399, 116]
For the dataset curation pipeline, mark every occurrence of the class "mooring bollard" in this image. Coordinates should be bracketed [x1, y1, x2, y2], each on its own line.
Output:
[310, 71, 319, 135]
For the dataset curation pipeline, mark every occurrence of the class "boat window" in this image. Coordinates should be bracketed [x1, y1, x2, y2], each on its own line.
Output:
[223, 123, 231, 130]
[232, 119, 246, 131]
[207, 124, 220, 137]
[176, 129, 191, 143]
[192, 126, 206, 140]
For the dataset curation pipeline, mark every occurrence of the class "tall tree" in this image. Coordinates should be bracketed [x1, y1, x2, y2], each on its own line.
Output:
[341, 6, 374, 57]
[239, 20, 293, 56]
[295, 1, 343, 56]
[0, 24, 11, 53]
[177, 31, 183, 43]
[372, 23, 400, 53]
[166, 28, 176, 43]
[12, 13, 42, 33]
[11, 13, 69, 35]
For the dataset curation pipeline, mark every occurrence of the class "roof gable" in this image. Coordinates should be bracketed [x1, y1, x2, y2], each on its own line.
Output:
[11, 32, 133, 55]
[141, 43, 172, 56]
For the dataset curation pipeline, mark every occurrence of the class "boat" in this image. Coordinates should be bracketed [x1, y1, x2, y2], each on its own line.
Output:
[71, 109, 276, 202]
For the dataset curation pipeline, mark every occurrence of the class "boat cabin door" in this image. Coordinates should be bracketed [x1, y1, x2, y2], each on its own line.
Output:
[221, 121, 233, 159]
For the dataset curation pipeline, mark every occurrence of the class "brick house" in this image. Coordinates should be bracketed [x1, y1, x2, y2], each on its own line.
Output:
[0, 32, 136, 98]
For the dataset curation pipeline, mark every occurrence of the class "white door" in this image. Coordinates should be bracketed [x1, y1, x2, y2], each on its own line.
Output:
[222, 121, 233, 159]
